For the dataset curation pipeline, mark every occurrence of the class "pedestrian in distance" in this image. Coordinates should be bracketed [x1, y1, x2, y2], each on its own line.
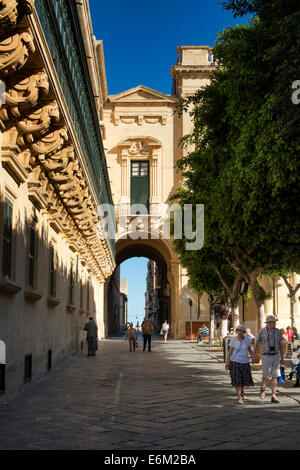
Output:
[292, 327, 300, 343]
[287, 346, 300, 387]
[83, 317, 98, 357]
[126, 323, 138, 352]
[280, 328, 288, 341]
[142, 318, 153, 352]
[252, 315, 285, 403]
[160, 320, 170, 343]
[246, 328, 255, 345]
[225, 325, 254, 404]
[197, 327, 203, 344]
[286, 326, 293, 341]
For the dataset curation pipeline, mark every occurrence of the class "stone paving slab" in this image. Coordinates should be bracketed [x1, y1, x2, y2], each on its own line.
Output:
[0, 338, 299, 450]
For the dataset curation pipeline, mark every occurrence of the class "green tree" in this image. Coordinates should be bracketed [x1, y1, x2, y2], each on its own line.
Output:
[174, 0, 300, 330]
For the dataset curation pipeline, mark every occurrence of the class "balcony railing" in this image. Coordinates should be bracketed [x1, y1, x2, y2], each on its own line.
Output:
[35, 0, 115, 256]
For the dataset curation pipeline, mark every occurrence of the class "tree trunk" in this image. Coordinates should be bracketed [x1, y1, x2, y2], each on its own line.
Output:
[291, 294, 296, 328]
[250, 273, 265, 332]
[220, 317, 228, 344]
[210, 314, 215, 341]
[231, 303, 240, 331]
[258, 302, 265, 330]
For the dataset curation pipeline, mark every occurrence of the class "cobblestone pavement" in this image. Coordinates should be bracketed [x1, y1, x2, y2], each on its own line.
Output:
[0, 339, 300, 450]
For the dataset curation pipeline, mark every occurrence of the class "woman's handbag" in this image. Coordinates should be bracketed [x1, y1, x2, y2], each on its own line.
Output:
[278, 366, 285, 383]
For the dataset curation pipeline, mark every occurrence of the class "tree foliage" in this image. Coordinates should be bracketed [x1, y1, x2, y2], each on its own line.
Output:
[173, 0, 300, 326]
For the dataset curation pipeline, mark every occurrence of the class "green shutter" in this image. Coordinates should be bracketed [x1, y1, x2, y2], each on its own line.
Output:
[130, 161, 149, 214]
[50, 245, 56, 297]
[28, 224, 36, 288]
[2, 198, 13, 278]
[69, 261, 74, 304]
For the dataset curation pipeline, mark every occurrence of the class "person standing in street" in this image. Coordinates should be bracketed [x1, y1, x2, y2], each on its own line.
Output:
[225, 325, 254, 404]
[161, 320, 170, 343]
[252, 315, 285, 403]
[246, 328, 255, 345]
[142, 318, 153, 352]
[126, 323, 137, 352]
[83, 317, 98, 357]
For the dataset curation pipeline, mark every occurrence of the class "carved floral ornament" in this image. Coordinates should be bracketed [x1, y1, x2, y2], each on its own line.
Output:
[0, 0, 34, 38]
[0, 0, 115, 281]
[120, 138, 161, 157]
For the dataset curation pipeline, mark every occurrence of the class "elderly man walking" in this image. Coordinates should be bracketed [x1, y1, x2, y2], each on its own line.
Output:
[252, 315, 284, 403]
[142, 318, 153, 352]
[126, 323, 137, 352]
[83, 317, 98, 357]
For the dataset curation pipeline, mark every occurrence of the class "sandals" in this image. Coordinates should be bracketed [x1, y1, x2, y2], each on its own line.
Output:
[271, 396, 280, 403]
[259, 388, 265, 399]
[237, 397, 244, 404]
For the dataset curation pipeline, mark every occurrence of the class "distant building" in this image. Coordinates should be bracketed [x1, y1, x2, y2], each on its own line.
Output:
[120, 279, 128, 325]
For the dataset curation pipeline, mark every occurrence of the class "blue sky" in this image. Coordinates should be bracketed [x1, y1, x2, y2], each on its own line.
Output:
[89, 0, 250, 95]
[120, 258, 148, 324]
[88, 0, 250, 323]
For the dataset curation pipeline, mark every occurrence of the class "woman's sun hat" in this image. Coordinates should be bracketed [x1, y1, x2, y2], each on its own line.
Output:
[265, 315, 278, 323]
[236, 325, 247, 332]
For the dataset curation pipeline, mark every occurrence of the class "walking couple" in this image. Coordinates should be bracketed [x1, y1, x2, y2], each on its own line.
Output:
[126, 318, 154, 352]
[225, 316, 285, 404]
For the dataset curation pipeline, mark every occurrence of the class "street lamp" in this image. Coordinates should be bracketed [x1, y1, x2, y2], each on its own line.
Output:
[188, 298, 193, 341]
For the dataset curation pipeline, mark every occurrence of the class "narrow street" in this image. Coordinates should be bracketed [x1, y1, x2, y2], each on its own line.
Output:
[0, 339, 299, 450]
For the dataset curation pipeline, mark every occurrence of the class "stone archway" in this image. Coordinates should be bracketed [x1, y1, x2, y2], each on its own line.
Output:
[105, 235, 180, 338]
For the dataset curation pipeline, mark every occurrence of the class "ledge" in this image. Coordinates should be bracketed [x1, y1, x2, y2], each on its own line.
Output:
[47, 296, 60, 308]
[1, 146, 28, 185]
[79, 309, 86, 315]
[24, 289, 43, 303]
[0, 278, 22, 296]
[66, 304, 76, 313]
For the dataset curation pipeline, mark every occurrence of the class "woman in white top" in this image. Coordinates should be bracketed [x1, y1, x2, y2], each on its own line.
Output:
[225, 325, 254, 404]
[161, 320, 170, 343]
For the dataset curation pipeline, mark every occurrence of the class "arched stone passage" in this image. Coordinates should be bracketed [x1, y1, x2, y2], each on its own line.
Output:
[105, 236, 180, 337]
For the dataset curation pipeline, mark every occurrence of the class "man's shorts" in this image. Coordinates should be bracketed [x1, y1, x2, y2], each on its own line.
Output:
[262, 354, 281, 378]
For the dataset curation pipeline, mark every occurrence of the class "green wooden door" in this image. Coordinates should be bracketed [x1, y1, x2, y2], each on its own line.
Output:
[130, 161, 149, 214]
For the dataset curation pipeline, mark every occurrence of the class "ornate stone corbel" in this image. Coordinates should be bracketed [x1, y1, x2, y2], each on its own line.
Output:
[0, 31, 35, 77]
[17, 102, 60, 146]
[30, 127, 69, 157]
[0, 70, 49, 129]
[0, 0, 34, 39]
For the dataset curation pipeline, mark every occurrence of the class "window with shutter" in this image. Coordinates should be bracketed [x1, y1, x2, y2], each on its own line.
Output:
[130, 161, 150, 214]
[49, 244, 56, 297]
[2, 198, 13, 278]
[28, 222, 36, 288]
[87, 278, 90, 312]
[69, 261, 74, 304]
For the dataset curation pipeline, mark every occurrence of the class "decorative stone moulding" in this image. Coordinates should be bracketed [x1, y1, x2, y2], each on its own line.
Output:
[0, 0, 115, 283]
[1, 144, 28, 183]
[0, 70, 50, 130]
[0, 0, 35, 39]
[0, 31, 35, 77]
[66, 304, 76, 313]
[113, 114, 167, 127]
[24, 288, 43, 302]
[47, 296, 60, 308]
[0, 277, 22, 296]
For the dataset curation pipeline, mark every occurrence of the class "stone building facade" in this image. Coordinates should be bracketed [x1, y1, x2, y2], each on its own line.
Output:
[101, 44, 300, 338]
[0, 0, 299, 407]
[0, 0, 115, 404]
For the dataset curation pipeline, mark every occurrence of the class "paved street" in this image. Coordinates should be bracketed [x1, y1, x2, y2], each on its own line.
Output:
[0, 339, 300, 450]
